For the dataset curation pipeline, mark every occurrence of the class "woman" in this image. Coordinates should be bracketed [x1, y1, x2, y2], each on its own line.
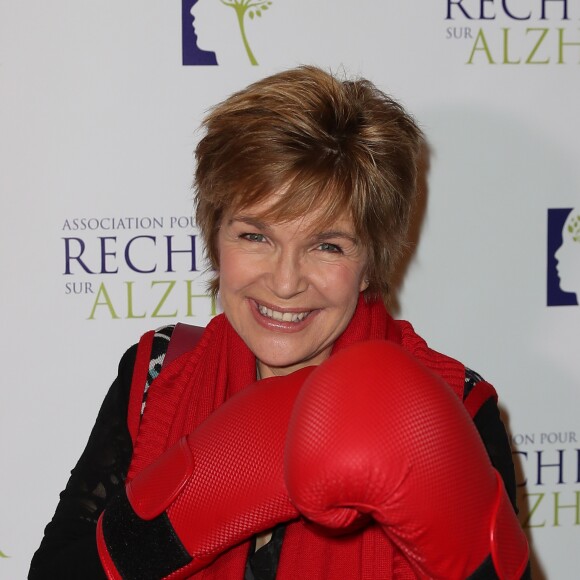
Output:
[30, 66, 529, 579]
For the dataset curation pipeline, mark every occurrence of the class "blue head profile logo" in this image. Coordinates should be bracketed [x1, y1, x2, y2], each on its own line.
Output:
[182, 0, 274, 66]
[547, 208, 580, 306]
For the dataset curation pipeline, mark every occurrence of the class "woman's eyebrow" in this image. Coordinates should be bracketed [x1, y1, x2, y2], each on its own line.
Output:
[314, 231, 359, 245]
[228, 216, 270, 231]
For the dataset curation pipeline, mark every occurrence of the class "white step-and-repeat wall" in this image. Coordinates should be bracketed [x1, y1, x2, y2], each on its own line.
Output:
[1, 1, 579, 577]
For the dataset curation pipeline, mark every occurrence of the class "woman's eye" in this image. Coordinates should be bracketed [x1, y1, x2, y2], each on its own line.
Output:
[241, 232, 266, 243]
[318, 242, 343, 254]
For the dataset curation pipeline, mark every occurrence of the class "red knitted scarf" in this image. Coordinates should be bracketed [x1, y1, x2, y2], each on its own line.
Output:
[127, 296, 466, 579]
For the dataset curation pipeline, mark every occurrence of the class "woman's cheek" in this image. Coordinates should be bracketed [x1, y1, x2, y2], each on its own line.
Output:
[314, 261, 363, 297]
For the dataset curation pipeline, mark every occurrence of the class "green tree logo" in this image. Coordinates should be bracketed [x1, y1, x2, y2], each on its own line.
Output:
[221, 0, 274, 65]
[567, 213, 580, 243]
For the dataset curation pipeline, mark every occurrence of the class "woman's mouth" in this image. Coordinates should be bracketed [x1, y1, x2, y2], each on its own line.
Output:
[257, 303, 311, 323]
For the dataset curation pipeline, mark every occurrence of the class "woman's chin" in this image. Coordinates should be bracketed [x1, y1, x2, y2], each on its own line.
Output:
[255, 346, 331, 378]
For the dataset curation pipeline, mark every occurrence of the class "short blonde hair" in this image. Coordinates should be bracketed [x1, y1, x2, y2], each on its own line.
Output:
[194, 65, 423, 303]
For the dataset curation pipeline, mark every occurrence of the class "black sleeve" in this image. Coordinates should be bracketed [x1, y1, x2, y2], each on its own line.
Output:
[464, 368, 517, 512]
[28, 345, 137, 580]
[465, 368, 531, 579]
[472, 397, 518, 511]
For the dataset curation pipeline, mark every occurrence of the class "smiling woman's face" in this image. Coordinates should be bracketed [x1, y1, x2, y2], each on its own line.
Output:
[217, 199, 369, 379]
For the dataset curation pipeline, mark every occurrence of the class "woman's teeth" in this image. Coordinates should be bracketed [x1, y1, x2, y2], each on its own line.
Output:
[258, 304, 310, 323]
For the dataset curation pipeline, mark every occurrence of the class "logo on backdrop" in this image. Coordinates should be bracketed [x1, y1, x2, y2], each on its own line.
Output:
[511, 429, 580, 529]
[182, 0, 274, 66]
[61, 216, 217, 320]
[547, 208, 580, 306]
[444, 0, 580, 64]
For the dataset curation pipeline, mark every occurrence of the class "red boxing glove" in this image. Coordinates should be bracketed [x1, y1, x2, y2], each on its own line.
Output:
[285, 341, 529, 580]
[97, 367, 312, 580]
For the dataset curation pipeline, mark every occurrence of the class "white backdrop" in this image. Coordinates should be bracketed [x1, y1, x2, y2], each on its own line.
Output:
[1, 1, 579, 577]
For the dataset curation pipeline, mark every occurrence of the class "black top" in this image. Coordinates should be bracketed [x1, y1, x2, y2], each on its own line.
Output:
[29, 341, 521, 580]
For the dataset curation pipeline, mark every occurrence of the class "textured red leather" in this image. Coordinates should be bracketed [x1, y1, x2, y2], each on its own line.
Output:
[127, 436, 195, 520]
[102, 366, 314, 579]
[285, 340, 529, 580]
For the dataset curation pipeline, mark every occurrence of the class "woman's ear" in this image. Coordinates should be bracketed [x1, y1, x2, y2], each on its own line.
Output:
[359, 275, 370, 293]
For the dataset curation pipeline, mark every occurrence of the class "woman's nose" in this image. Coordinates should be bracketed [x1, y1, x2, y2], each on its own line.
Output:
[268, 251, 307, 298]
